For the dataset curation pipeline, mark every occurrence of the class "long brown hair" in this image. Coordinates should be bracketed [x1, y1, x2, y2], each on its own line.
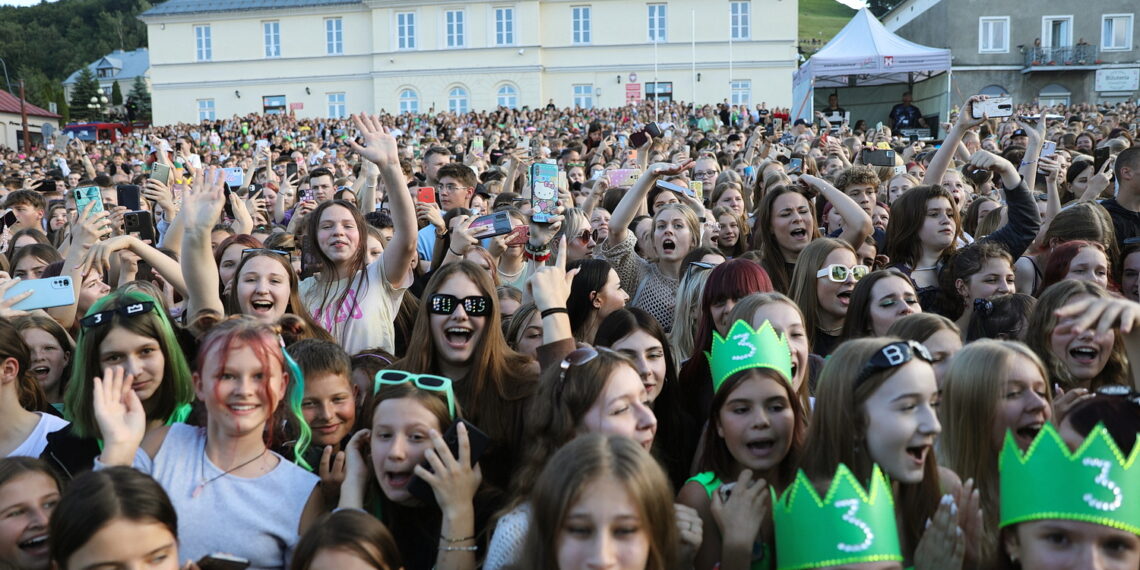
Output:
[801, 337, 942, 559]
[752, 185, 819, 293]
[223, 249, 333, 342]
[789, 238, 853, 339]
[304, 200, 372, 322]
[884, 184, 961, 268]
[1026, 280, 1126, 390]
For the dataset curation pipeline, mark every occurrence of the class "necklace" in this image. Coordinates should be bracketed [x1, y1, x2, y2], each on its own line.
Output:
[498, 264, 524, 279]
[819, 325, 842, 335]
[192, 447, 269, 498]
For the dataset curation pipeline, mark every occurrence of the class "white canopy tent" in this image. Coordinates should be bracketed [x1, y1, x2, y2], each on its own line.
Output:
[793, 8, 952, 137]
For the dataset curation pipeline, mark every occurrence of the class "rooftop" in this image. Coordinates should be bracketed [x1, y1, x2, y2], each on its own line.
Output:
[0, 89, 60, 119]
[63, 48, 150, 86]
[140, 0, 363, 17]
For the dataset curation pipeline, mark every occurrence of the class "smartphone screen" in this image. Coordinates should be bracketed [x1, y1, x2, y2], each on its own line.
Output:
[1094, 147, 1111, 174]
[530, 162, 559, 222]
[788, 158, 804, 174]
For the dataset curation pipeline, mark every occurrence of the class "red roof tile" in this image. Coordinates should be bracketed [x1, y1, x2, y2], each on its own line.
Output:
[0, 89, 60, 118]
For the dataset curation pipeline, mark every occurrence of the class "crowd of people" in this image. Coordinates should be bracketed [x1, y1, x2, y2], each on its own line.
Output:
[0, 95, 1137, 570]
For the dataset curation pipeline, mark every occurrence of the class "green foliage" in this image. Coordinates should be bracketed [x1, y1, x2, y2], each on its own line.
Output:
[111, 80, 123, 105]
[69, 67, 100, 121]
[799, 0, 857, 46]
[0, 0, 151, 111]
[127, 75, 150, 122]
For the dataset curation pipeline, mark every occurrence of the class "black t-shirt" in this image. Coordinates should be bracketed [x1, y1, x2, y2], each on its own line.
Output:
[1102, 198, 1140, 254]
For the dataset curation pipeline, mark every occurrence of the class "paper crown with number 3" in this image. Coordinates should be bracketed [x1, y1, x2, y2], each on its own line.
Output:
[772, 464, 902, 570]
[1000, 422, 1140, 534]
[706, 319, 794, 393]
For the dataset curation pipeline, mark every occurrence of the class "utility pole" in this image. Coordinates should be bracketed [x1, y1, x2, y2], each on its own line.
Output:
[19, 80, 28, 153]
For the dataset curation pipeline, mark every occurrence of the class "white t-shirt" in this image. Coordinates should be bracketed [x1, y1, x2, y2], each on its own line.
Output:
[6, 413, 69, 458]
[299, 255, 410, 355]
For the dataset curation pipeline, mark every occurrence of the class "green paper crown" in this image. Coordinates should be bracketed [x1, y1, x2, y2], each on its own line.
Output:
[772, 464, 902, 570]
[706, 319, 794, 393]
[1000, 422, 1140, 534]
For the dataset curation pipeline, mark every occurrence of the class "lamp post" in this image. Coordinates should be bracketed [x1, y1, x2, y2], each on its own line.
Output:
[87, 94, 109, 121]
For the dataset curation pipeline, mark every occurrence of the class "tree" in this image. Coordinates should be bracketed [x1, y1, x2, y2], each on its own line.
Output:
[110, 80, 122, 105]
[127, 75, 151, 123]
[69, 66, 100, 121]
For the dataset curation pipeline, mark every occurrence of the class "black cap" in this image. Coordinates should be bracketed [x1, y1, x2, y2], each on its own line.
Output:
[793, 118, 809, 127]
[1012, 129, 1028, 137]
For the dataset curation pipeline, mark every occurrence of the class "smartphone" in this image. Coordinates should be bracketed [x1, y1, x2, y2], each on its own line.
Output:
[472, 136, 484, 156]
[286, 161, 299, 178]
[1094, 147, 1111, 174]
[863, 149, 897, 167]
[656, 179, 696, 199]
[407, 419, 491, 505]
[0, 210, 16, 230]
[73, 186, 105, 217]
[223, 167, 244, 188]
[116, 184, 141, 211]
[605, 169, 642, 188]
[972, 96, 1014, 119]
[787, 158, 804, 174]
[196, 554, 251, 570]
[124, 210, 156, 243]
[530, 162, 559, 223]
[136, 260, 155, 283]
[416, 187, 436, 204]
[644, 122, 662, 138]
[1041, 141, 1057, 158]
[691, 180, 704, 201]
[505, 225, 529, 246]
[630, 130, 650, 148]
[149, 163, 171, 185]
[469, 211, 515, 239]
[4, 276, 74, 311]
[517, 135, 531, 150]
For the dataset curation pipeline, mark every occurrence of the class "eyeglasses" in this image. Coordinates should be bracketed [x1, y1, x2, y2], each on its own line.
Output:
[374, 369, 456, 419]
[559, 346, 600, 387]
[684, 260, 717, 281]
[439, 184, 469, 193]
[816, 264, 869, 283]
[693, 170, 718, 179]
[80, 301, 156, 328]
[428, 294, 493, 317]
[575, 229, 595, 244]
[853, 340, 933, 388]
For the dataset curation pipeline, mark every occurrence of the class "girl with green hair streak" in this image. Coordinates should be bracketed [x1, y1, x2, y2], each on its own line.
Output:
[42, 290, 195, 478]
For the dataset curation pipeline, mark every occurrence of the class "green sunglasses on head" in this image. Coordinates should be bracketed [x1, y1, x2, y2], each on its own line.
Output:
[374, 369, 457, 419]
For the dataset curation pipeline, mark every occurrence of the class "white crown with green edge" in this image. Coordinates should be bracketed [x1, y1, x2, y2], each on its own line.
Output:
[1000, 422, 1140, 534]
[706, 319, 793, 393]
[772, 464, 902, 570]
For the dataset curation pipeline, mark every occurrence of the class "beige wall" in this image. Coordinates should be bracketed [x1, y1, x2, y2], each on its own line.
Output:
[143, 0, 797, 124]
[0, 114, 56, 150]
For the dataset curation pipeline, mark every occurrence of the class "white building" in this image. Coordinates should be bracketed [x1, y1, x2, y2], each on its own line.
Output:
[139, 0, 798, 125]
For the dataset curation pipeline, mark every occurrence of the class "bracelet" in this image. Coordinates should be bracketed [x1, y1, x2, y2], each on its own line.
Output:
[541, 307, 568, 319]
[523, 249, 552, 263]
[1020, 159, 1037, 166]
[449, 247, 464, 256]
[441, 535, 476, 543]
[440, 545, 479, 552]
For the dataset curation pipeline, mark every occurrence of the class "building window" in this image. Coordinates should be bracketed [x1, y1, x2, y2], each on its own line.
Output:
[1103, 14, 1133, 51]
[326, 18, 344, 55]
[399, 89, 419, 114]
[978, 17, 1009, 53]
[327, 92, 346, 119]
[262, 95, 287, 115]
[446, 10, 465, 48]
[572, 6, 591, 45]
[97, 68, 113, 79]
[730, 1, 750, 40]
[448, 87, 470, 114]
[497, 84, 518, 108]
[195, 25, 212, 61]
[979, 84, 1009, 97]
[1042, 16, 1073, 48]
[495, 8, 515, 46]
[573, 84, 593, 109]
[1039, 83, 1070, 106]
[397, 12, 416, 50]
[197, 99, 215, 121]
[263, 21, 281, 58]
[730, 80, 751, 106]
[647, 4, 666, 42]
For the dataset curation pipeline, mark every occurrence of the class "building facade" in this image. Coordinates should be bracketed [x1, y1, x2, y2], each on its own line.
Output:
[883, 0, 1139, 105]
[139, 0, 798, 125]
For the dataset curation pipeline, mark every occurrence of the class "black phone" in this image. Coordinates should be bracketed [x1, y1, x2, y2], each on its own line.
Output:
[469, 211, 515, 240]
[630, 130, 650, 148]
[300, 232, 322, 280]
[124, 210, 155, 244]
[286, 161, 299, 178]
[197, 554, 250, 570]
[407, 419, 491, 505]
[117, 184, 142, 211]
[1094, 146, 1111, 174]
[644, 122, 662, 138]
[0, 211, 16, 230]
[136, 259, 155, 283]
[864, 149, 897, 167]
[222, 183, 235, 220]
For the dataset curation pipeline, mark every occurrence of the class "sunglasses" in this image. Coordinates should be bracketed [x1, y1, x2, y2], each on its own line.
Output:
[575, 229, 595, 244]
[242, 248, 289, 257]
[853, 340, 933, 388]
[80, 301, 156, 328]
[374, 370, 456, 419]
[684, 260, 717, 281]
[429, 294, 493, 317]
[559, 346, 600, 387]
[816, 264, 869, 283]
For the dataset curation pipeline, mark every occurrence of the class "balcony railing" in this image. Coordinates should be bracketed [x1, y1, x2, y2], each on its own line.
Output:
[1024, 45, 1100, 67]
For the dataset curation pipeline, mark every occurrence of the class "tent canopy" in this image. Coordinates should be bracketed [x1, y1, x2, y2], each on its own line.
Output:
[794, 7, 951, 89]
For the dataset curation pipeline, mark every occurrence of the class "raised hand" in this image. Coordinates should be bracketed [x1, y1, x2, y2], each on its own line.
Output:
[91, 366, 147, 465]
[913, 494, 966, 570]
[415, 423, 482, 517]
[349, 113, 399, 168]
[337, 429, 372, 510]
[710, 470, 769, 552]
[183, 166, 226, 230]
[528, 236, 577, 312]
[0, 273, 31, 319]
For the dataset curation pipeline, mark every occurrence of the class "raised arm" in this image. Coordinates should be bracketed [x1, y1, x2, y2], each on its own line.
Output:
[355, 159, 380, 213]
[1015, 115, 1047, 192]
[801, 174, 873, 249]
[924, 95, 988, 186]
[81, 235, 188, 297]
[349, 114, 416, 288]
[605, 160, 694, 247]
[179, 167, 227, 319]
